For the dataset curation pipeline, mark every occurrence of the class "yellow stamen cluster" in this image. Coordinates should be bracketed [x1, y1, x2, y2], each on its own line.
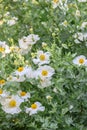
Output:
[9, 100, 16, 107]
[0, 89, 3, 94]
[41, 70, 48, 76]
[0, 79, 5, 85]
[53, 0, 59, 3]
[31, 103, 37, 109]
[17, 67, 24, 72]
[0, 47, 5, 52]
[79, 58, 85, 64]
[39, 54, 45, 61]
[20, 91, 26, 96]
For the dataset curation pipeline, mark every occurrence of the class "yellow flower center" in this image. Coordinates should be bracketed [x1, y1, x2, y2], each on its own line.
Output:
[79, 58, 85, 64]
[17, 67, 24, 72]
[39, 54, 45, 61]
[53, 0, 59, 3]
[0, 89, 3, 94]
[31, 103, 37, 109]
[9, 99, 16, 107]
[20, 91, 26, 96]
[0, 79, 5, 85]
[41, 70, 48, 76]
[0, 47, 5, 52]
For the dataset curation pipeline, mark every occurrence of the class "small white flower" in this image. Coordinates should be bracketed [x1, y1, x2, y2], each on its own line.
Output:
[78, 0, 87, 2]
[52, 0, 60, 9]
[73, 32, 87, 44]
[19, 36, 31, 50]
[13, 0, 18, 2]
[73, 55, 87, 66]
[13, 66, 27, 77]
[25, 66, 34, 79]
[0, 41, 10, 56]
[19, 34, 40, 54]
[38, 78, 52, 88]
[27, 34, 40, 44]
[25, 102, 45, 115]
[18, 90, 30, 101]
[1, 95, 23, 114]
[7, 75, 25, 82]
[4, 12, 10, 17]
[42, 42, 47, 48]
[34, 65, 55, 80]
[33, 50, 50, 66]
[46, 95, 52, 100]
[0, 89, 9, 98]
[61, 20, 68, 27]
[7, 17, 18, 26]
[75, 10, 81, 17]
[0, 89, 10, 105]
[81, 22, 87, 29]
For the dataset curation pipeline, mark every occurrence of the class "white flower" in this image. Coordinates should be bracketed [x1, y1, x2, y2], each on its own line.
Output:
[19, 34, 40, 54]
[4, 12, 10, 17]
[38, 79, 52, 88]
[52, 0, 68, 12]
[42, 42, 47, 48]
[34, 65, 55, 80]
[0, 89, 9, 98]
[78, 0, 87, 2]
[46, 95, 53, 100]
[19, 36, 31, 50]
[7, 17, 18, 26]
[7, 75, 25, 82]
[0, 41, 10, 56]
[61, 20, 68, 27]
[25, 66, 34, 79]
[73, 32, 87, 44]
[0, 89, 10, 105]
[81, 22, 87, 29]
[18, 90, 30, 101]
[1, 95, 23, 114]
[52, 0, 60, 9]
[75, 10, 81, 17]
[25, 102, 45, 115]
[33, 50, 50, 66]
[73, 55, 87, 66]
[13, 66, 28, 77]
[13, 0, 18, 2]
[27, 34, 40, 44]
[34, 65, 54, 80]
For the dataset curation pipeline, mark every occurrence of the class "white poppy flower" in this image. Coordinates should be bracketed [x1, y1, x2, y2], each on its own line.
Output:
[0, 89, 9, 98]
[1, 95, 23, 114]
[7, 17, 18, 26]
[38, 78, 52, 88]
[73, 55, 87, 66]
[19, 34, 40, 54]
[34, 65, 55, 80]
[52, 0, 60, 9]
[13, 66, 28, 77]
[25, 102, 45, 115]
[18, 90, 30, 101]
[7, 75, 25, 82]
[25, 66, 34, 79]
[78, 0, 87, 2]
[33, 50, 50, 66]
[0, 41, 10, 56]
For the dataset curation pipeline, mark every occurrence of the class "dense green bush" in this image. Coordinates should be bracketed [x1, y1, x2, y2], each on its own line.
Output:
[0, 0, 87, 130]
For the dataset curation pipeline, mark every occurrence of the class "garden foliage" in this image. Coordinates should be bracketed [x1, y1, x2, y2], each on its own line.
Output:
[0, 0, 87, 130]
